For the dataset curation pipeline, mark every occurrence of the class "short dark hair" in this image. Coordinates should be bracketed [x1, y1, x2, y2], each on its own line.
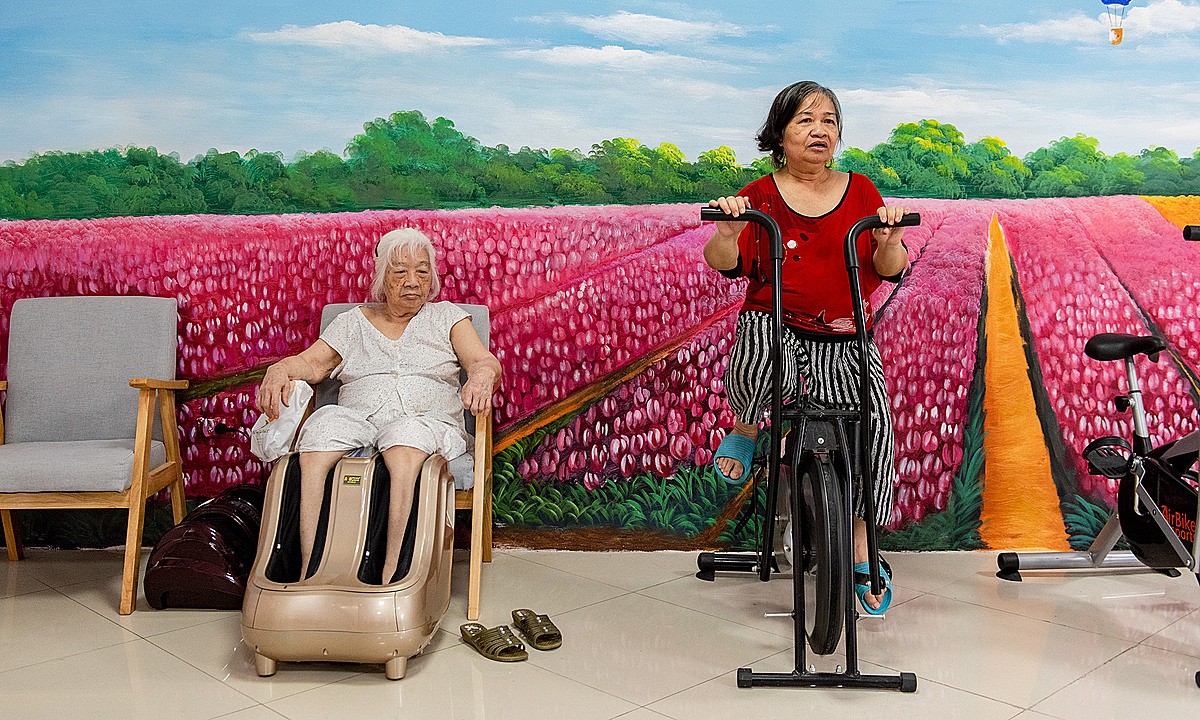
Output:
[756, 81, 843, 169]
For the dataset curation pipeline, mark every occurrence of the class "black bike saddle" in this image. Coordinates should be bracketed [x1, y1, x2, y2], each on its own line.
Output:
[1084, 333, 1167, 362]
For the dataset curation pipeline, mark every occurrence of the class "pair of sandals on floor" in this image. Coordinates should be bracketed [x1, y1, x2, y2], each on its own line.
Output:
[461, 608, 561, 662]
[714, 433, 894, 615]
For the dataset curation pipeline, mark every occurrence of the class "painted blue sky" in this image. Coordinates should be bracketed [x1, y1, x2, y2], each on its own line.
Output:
[2, 0, 1198, 165]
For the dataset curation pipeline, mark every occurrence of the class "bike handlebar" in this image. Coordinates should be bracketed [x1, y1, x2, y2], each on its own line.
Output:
[700, 208, 921, 266]
[700, 205, 921, 590]
[1185, 225, 1199, 241]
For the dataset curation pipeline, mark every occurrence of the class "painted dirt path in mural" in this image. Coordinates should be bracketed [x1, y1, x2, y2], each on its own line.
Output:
[987, 197, 1199, 552]
[980, 214, 1069, 550]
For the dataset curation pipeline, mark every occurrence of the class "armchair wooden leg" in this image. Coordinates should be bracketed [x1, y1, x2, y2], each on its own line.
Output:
[483, 487, 493, 564]
[169, 471, 187, 525]
[120, 498, 148, 615]
[1, 510, 24, 561]
[467, 502, 483, 621]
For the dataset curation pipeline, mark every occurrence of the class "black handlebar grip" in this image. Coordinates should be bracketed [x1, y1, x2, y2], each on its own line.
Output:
[863, 212, 920, 230]
[700, 208, 920, 229]
[1185, 225, 1200, 241]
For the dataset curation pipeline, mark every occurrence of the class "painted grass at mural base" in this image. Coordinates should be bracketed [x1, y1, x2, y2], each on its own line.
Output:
[1, 196, 1198, 551]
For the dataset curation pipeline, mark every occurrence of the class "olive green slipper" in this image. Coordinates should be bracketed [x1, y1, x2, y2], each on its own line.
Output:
[460, 622, 528, 662]
[511, 609, 562, 651]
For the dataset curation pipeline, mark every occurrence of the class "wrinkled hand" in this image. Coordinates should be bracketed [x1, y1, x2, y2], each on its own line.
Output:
[461, 368, 497, 416]
[256, 365, 294, 421]
[872, 205, 909, 248]
[708, 196, 752, 239]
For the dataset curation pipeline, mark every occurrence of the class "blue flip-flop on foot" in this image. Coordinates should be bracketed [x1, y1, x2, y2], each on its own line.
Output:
[853, 558, 893, 615]
[713, 433, 755, 485]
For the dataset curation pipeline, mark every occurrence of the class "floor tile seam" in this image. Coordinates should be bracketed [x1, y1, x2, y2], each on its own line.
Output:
[210, 704, 283, 720]
[37, 582, 142, 637]
[1136, 635, 1200, 661]
[1021, 644, 1142, 711]
[496, 552, 649, 593]
[848, 655, 1034, 714]
[0, 634, 147, 677]
[1131, 637, 1200, 663]
[1027, 644, 1147, 714]
[636, 664, 757, 716]
[0, 576, 53, 598]
[423, 628, 462, 655]
[140, 617, 372, 702]
[922, 585, 1177, 645]
[515, 654, 648, 712]
[922, 584, 1126, 629]
[131, 635, 272, 709]
[627, 588, 798, 640]
[549, 587, 641, 619]
[136, 611, 242, 640]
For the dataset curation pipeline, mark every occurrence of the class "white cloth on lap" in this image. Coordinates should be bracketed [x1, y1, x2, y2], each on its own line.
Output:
[296, 301, 471, 460]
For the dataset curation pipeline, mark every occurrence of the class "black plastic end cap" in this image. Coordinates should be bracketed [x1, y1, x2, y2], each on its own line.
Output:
[900, 672, 918, 693]
[737, 667, 753, 688]
[996, 552, 1022, 582]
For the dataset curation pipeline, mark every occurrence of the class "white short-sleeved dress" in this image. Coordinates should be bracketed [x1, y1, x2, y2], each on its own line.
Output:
[295, 301, 471, 459]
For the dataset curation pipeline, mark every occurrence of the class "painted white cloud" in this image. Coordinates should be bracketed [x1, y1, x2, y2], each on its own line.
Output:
[1124, 0, 1200, 34]
[973, 13, 1104, 45]
[247, 21, 497, 53]
[504, 44, 719, 72]
[971, 0, 1200, 44]
[537, 11, 745, 45]
[838, 80, 1200, 158]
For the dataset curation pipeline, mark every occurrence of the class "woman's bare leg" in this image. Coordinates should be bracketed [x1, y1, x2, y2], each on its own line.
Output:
[853, 518, 886, 610]
[379, 445, 430, 583]
[298, 450, 344, 577]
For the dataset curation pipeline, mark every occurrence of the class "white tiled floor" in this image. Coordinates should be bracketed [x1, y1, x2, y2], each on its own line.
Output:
[2, 547, 1198, 719]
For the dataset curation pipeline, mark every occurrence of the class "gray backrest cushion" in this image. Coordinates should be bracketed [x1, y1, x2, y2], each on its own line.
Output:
[6, 296, 178, 444]
[314, 302, 490, 436]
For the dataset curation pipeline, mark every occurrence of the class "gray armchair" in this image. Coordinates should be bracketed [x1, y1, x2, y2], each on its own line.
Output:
[0, 296, 188, 614]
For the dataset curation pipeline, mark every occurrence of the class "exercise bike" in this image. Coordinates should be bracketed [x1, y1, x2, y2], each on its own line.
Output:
[695, 206, 920, 692]
[997, 224, 1200, 689]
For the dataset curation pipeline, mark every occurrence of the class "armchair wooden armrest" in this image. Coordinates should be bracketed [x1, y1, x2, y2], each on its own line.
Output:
[129, 378, 189, 390]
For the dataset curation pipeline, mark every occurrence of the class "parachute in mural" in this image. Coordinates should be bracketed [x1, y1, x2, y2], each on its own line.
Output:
[1102, 0, 1132, 45]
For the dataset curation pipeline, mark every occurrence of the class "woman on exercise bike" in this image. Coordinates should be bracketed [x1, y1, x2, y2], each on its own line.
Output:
[704, 81, 909, 613]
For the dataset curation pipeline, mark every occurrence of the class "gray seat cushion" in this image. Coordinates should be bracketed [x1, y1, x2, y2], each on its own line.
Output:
[0, 439, 168, 493]
[448, 451, 476, 492]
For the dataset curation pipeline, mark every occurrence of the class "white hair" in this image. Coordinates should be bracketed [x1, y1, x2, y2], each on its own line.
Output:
[371, 228, 441, 302]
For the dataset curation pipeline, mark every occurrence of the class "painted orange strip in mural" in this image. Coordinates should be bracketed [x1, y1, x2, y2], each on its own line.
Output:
[1141, 195, 1200, 229]
[980, 214, 1070, 551]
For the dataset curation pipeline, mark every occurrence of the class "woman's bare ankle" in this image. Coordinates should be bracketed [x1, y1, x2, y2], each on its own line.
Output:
[732, 421, 759, 439]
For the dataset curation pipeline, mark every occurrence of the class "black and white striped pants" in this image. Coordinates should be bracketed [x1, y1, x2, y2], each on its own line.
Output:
[724, 311, 896, 525]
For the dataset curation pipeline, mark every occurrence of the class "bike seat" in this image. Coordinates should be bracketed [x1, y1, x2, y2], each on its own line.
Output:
[1084, 333, 1167, 362]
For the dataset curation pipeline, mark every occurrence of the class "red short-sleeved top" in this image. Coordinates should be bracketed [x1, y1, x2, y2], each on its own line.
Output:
[727, 172, 893, 337]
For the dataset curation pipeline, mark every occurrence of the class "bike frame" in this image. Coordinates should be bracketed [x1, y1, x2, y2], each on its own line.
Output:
[696, 207, 919, 691]
[997, 348, 1199, 580]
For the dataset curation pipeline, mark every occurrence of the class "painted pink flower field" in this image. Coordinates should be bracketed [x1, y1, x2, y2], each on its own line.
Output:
[0, 195, 1196, 549]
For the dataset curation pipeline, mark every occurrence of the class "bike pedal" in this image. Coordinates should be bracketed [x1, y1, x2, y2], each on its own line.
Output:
[763, 612, 794, 618]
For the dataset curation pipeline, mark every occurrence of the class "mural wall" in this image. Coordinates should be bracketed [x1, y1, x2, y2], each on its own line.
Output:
[1, 196, 1196, 551]
[3, 1, 1199, 551]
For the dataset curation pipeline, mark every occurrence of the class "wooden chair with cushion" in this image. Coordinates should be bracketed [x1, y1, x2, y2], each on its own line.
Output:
[0, 296, 188, 615]
[315, 302, 493, 620]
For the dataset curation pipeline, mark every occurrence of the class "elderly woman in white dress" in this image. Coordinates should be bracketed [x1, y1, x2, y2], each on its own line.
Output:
[256, 228, 501, 584]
